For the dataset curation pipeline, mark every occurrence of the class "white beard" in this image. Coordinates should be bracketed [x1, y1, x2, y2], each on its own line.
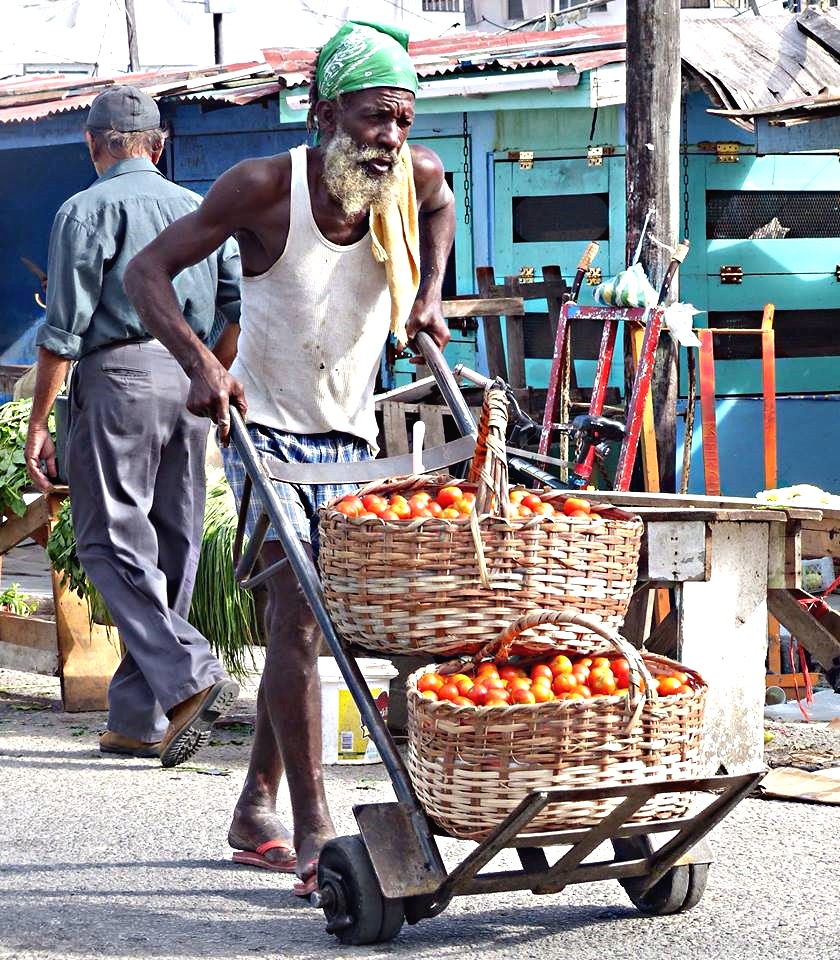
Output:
[322, 129, 402, 220]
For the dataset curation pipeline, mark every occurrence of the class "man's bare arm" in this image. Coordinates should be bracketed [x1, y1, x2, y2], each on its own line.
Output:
[24, 347, 70, 493]
[407, 144, 455, 351]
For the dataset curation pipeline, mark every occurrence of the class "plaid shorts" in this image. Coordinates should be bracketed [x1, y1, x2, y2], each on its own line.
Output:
[222, 424, 372, 551]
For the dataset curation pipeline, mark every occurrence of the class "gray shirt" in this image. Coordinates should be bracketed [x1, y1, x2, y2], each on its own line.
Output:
[37, 157, 241, 359]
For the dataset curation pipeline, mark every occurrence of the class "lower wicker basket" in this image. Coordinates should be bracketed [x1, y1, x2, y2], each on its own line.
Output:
[406, 611, 707, 841]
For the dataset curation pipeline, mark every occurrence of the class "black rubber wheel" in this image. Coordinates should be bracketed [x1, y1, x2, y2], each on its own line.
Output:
[612, 835, 707, 916]
[317, 835, 405, 945]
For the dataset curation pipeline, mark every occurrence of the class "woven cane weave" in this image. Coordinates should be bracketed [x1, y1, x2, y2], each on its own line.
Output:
[406, 611, 707, 840]
[318, 389, 643, 657]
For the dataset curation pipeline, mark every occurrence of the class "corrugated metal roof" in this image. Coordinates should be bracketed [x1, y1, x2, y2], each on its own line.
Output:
[0, 61, 279, 125]
[683, 11, 840, 127]
[0, 24, 626, 126]
[7, 15, 840, 131]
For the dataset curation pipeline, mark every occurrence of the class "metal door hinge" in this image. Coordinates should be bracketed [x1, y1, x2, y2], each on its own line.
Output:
[719, 264, 743, 284]
[587, 146, 603, 166]
[716, 142, 740, 163]
[518, 266, 535, 283]
[835, 264, 840, 282]
[511, 150, 534, 170]
[586, 267, 602, 286]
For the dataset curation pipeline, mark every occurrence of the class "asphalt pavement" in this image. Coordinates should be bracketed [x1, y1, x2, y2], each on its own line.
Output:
[1, 664, 838, 960]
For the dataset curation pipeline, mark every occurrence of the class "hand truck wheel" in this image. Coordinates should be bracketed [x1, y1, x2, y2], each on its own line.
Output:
[317, 835, 405, 944]
[612, 835, 709, 916]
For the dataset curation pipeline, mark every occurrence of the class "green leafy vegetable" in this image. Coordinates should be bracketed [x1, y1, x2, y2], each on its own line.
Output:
[0, 398, 54, 517]
[0, 583, 38, 617]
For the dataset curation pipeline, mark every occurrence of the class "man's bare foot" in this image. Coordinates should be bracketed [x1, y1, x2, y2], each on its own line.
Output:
[228, 803, 295, 868]
[292, 825, 336, 898]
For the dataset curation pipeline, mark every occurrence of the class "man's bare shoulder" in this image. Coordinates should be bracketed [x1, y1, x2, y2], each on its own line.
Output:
[214, 152, 293, 203]
[409, 143, 445, 185]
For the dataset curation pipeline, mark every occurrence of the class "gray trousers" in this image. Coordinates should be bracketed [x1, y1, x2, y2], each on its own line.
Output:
[67, 340, 225, 741]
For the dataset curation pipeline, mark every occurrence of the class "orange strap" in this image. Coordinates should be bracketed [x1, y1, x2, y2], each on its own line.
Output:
[761, 304, 777, 490]
[697, 329, 721, 497]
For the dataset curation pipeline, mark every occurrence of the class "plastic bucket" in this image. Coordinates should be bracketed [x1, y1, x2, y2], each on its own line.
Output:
[318, 657, 398, 764]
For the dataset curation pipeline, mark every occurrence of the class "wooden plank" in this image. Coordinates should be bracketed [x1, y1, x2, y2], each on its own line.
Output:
[503, 277, 527, 390]
[382, 402, 410, 457]
[476, 267, 508, 382]
[52, 568, 121, 713]
[767, 519, 800, 590]
[767, 589, 840, 672]
[0, 496, 52, 555]
[442, 297, 524, 319]
[418, 404, 446, 449]
[0, 613, 59, 677]
[582, 489, 823, 517]
[800, 519, 840, 560]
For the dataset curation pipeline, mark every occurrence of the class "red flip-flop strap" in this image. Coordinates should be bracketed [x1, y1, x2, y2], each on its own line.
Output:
[255, 839, 294, 857]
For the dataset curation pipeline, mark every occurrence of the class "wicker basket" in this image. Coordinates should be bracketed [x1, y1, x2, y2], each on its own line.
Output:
[318, 389, 644, 657]
[406, 610, 707, 841]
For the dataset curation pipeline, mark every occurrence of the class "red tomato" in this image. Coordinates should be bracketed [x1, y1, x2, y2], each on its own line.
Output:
[467, 683, 488, 705]
[436, 486, 463, 508]
[552, 673, 578, 695]
[388, 498, 411, 519]
[589, 672, 617, 696]
[420, 690, 438, 701]
[549, 654, 573, 676]
[455, 677, 474, 696]
[521, 494, 543, 510]
[511, 688, 537, 704]
[362, 494, 388, 515]
[417, 673, 444, 693]
[533, 502, 556, 516]
[657, 676, 683, 696]
[507, 677, 532, 693]
[499, 665, 528, 681]
[577, 685, 592, 698]
[531, 684, 554, 703]
[531, 663, 554, 683]
[562, 497, 591, 516]
[380, 509, 400, 521]
[509, 489, 528, 504]
[437, 682, 460, 702]
[427, 502, 444, 517]
[336, 496, 364, 517]
[451, 696, 474, 707]
[440, 507, 461, 520]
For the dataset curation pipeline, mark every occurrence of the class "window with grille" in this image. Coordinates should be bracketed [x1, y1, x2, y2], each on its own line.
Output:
[512, 194, 610, 243]
[706, 190, 840, 239]
[707, 310, 840, 360]
[421, 0, 462, 11]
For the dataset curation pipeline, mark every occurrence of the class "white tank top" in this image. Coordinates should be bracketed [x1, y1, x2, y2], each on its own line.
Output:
[230, 144, 391, 449]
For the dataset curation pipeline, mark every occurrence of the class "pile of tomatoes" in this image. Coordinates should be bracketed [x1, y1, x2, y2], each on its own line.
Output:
[332, 486, 598, 522]
[415, 654, 694, 707]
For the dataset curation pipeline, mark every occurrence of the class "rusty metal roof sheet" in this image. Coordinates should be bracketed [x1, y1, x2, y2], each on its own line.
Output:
[0, 24, 627, 126]
[0, 61, 280, 125]
[683, 11, 840, 127]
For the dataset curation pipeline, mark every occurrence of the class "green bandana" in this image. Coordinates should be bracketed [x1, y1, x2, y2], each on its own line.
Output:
[316, 20, 419, 101]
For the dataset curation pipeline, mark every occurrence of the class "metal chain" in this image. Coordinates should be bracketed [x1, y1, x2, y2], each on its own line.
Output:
[462, 111, 471, 226]
[681, 89, 690, 241]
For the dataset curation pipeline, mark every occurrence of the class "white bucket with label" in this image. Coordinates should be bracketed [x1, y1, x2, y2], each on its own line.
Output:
[318, 657, 399, 765]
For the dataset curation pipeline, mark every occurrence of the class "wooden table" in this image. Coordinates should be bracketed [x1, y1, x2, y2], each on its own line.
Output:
[584, 491, 840, 776]
[0, 491, 122, 711]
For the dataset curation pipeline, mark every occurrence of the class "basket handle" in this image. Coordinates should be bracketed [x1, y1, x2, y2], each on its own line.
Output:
[466, 386, 510, 519]
[444, 609, 656, 712]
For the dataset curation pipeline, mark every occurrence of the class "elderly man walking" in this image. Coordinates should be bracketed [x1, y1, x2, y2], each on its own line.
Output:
[25, 86, 242, 768]
[124, 20, 454, 895]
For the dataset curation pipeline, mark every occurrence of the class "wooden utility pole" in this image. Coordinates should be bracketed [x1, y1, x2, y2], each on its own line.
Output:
[124, 0, 140, 72]
[625, 0, 682, 492]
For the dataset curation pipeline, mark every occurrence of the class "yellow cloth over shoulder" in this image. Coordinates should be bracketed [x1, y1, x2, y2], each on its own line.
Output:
[369, 145, 420, 349]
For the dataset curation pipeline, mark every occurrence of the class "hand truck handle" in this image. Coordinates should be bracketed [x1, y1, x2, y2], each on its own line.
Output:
[414, 330, 477, 439]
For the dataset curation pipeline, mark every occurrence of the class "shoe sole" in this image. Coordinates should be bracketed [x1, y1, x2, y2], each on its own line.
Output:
[100, 745, 160, 759]
[159, 680, 240, 769]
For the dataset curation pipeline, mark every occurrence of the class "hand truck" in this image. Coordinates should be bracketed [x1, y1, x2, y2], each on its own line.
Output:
[229, 331, 764, 945]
